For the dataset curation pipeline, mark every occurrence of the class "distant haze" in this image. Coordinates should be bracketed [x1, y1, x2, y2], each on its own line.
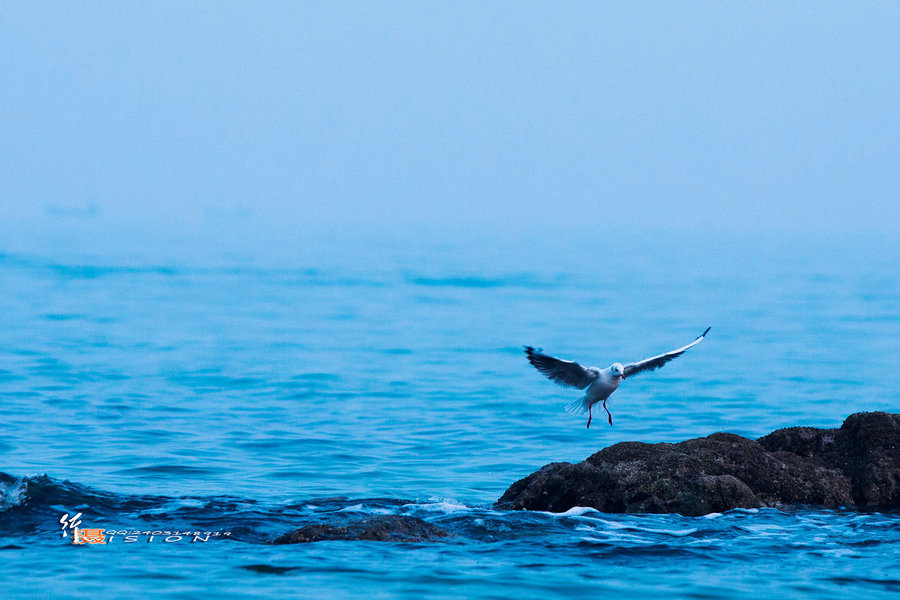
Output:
[2, 2, 899, 250]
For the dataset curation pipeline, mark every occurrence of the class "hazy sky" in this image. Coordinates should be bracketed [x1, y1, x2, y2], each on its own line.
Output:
[2, 2, 899, 246]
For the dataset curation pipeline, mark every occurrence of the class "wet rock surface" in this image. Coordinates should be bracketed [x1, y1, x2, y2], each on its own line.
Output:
[271, 515, 451, 544]
[498, 412, 899, 516]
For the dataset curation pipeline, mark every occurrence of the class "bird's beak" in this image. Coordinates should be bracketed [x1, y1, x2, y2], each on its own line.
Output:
[620, 373, 626, 380]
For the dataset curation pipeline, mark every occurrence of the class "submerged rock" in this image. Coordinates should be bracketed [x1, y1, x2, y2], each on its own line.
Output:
[497, 412, 899, 516]
[271, 515, 450, 544]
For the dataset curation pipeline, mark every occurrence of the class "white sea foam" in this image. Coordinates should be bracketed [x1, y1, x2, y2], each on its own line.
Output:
[406, 498, 470, 513]
[557, 506, 601, 517]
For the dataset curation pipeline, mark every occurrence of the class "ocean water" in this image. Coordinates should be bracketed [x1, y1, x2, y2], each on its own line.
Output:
[1, 230, 898, 598]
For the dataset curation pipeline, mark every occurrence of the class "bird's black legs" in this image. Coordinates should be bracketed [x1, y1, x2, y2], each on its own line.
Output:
[586, 405, 592, 428]
[603, 398, 613, 426]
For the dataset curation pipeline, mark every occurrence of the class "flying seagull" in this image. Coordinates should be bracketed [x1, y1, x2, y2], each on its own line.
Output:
[525, 327, 710, 428]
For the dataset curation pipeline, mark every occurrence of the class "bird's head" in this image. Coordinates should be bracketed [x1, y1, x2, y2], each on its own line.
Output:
[611, 363, 625, 379]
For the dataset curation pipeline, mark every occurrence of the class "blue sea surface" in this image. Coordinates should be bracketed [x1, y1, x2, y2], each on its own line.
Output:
[1, 231, 898, 598]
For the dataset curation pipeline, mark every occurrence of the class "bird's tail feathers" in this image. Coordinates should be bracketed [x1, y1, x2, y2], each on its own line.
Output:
[565, 395, 591, 415]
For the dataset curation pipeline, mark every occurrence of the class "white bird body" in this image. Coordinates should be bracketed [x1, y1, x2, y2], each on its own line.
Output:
[525, 328, 710, 428]
[578, 366, 623, 411]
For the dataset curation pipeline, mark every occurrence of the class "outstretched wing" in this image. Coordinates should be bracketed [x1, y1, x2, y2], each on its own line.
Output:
[623, 327, 710, 379]
[524, 346, 598, 389]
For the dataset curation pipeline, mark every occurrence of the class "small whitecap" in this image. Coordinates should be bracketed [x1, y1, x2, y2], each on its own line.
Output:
[361, 506, 394, 515]
[703, 512, 723, 519]
[742, 523, 784, 534]
[532, 506, 599, 518]
[559, 506, 601, 517]
[406, 498, 470, 513]
[142, 505, 172, 516]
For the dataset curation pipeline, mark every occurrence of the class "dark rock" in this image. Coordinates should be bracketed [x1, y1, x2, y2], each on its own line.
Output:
[828, 412, 900, 509]
[763, 412, 900, 509]
[497, 412, 899, 516]
[758, 426, 838, 457]
[494, 461, 616, 513]
[271, 515, 450, 544]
